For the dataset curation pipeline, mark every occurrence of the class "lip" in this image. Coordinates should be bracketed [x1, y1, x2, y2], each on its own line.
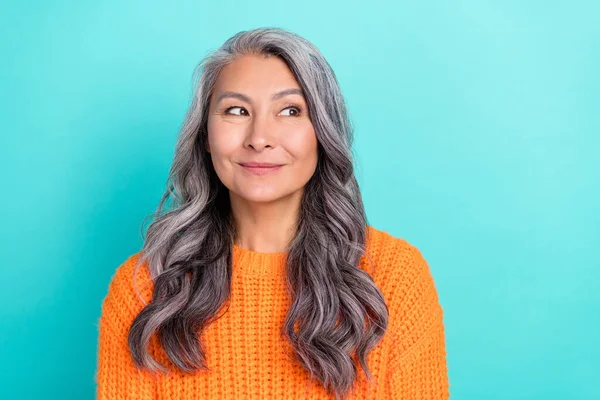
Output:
[240, 162, 283, 168]
[239, 162, 284, 175]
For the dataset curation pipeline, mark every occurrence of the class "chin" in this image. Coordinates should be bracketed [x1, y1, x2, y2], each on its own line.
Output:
[231, 186, 287, 203]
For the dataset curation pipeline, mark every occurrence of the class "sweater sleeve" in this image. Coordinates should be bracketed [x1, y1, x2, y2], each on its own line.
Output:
[386, 242, 450, 399]
[95, 254, 157, 400]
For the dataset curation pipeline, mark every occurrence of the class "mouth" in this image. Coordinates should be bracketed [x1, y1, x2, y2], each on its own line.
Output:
[238, 163, 284, 175]
[239, 162, 283, 168]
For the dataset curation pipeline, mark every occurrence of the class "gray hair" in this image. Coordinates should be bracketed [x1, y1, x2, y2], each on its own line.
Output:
[127, 27, 389, 400]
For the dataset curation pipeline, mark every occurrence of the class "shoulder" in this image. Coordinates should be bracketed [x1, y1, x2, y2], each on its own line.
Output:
[362, 225, 432, 284]
[362, 225, 442, 320]
[363, 226, 444, 351]
[102, 251, 154, 315]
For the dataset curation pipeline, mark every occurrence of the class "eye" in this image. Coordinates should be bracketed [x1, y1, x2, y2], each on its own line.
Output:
[223, 106, 248, 116]
[222, 105, 302, 117]
[279, 105, 302, 117]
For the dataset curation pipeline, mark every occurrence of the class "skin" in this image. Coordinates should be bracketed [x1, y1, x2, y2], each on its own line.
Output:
[206, 53, 318, 254]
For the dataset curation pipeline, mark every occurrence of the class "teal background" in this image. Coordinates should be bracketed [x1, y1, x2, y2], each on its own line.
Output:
[1, 1, 598, 399]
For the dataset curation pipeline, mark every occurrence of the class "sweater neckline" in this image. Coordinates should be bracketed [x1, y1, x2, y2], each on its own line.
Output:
[232, 244, 288, 275]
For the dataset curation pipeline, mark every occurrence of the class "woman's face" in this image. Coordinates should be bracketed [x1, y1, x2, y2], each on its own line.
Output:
[206, 53, 318, 204]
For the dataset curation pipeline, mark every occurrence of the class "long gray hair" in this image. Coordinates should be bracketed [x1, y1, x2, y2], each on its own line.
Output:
[128, 27, 389, 400]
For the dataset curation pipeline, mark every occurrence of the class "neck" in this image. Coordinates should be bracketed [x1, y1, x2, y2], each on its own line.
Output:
[229, 190, 302, 254]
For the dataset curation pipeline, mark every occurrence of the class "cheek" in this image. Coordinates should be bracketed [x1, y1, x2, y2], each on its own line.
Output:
[206, 117, 216, 152]
[207, 119, 238, 155]
[287, 126, 318, 161]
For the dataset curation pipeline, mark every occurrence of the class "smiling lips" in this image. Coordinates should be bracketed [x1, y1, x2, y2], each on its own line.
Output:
[239, 162, 284, 175]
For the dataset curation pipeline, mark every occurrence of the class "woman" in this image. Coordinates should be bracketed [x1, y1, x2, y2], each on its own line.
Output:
[96, 27, 449, 399]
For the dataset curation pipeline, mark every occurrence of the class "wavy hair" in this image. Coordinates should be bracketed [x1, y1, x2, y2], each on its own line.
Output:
[127, 27, 389, 400]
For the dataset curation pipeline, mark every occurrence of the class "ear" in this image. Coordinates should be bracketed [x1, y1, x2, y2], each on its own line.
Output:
[205, 140, 211, 153]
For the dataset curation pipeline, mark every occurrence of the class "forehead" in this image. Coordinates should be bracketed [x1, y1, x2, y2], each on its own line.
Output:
[213, 54, 302, 93]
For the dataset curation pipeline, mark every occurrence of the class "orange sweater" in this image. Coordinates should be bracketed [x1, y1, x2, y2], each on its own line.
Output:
[95, 225, 449, 399]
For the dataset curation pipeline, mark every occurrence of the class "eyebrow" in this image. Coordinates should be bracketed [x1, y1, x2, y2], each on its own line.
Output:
[215, 88, 305, 105]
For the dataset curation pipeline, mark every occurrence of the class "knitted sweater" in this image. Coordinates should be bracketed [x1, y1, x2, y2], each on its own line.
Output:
[95, 225, 449, 399]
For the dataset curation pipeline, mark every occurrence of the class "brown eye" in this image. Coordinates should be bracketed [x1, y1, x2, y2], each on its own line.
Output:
[280, 106, 302, 117]
[224, 106, 248, 116]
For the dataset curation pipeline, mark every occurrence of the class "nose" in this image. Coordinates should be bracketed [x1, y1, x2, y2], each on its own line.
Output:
[244, 110, 275, 150]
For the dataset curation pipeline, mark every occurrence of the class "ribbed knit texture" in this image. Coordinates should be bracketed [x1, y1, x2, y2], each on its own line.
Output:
[95, 225, 449, 399]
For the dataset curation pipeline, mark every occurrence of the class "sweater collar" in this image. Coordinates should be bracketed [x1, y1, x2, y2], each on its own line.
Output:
[232, 244, 288, 276]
